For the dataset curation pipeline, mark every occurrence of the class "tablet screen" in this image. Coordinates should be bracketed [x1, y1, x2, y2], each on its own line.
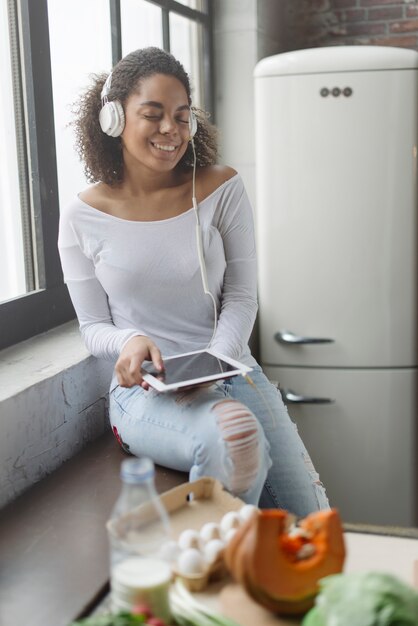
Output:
[142, 351, 238, 387]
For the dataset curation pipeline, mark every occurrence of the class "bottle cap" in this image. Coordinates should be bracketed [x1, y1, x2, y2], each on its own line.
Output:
[120, 457, 155, 483]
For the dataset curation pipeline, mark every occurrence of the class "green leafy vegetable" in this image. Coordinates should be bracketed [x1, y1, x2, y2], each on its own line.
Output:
[301, 571, 418, 626]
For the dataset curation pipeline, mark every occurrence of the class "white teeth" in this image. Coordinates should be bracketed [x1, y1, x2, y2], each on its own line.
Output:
[153, 143, 176, 152]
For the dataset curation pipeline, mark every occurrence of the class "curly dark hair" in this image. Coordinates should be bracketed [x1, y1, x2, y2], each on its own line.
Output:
[72, 47, 218, 186]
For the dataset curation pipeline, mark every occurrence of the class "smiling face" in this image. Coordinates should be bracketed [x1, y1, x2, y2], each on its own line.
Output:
[121, 73, 192, 175]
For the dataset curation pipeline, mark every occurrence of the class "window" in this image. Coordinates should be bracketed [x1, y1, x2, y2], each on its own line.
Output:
[118, 0, 212, 111]
[170, 12, 205, 107]
[173, 0, 207, 10]
[0, 0, 213, 350]
[48, 0, 112, 212]
[121, 0, 163, 55]
[0, 1, 26, 303]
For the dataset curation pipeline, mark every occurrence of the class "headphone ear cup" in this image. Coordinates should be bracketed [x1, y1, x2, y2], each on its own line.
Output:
[189, 111, 198, 139]
[99, 100, 125, 137]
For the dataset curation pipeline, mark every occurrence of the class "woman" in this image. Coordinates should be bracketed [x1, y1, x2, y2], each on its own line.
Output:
[58, 47, 328, 514]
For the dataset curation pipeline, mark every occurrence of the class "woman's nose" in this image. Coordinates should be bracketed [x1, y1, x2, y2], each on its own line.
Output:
[159, 116, 176, 134]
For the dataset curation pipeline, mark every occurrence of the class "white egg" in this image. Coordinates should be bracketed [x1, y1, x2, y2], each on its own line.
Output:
[220, 511, 241, 536]
[158, 539, 180, 563]
[178, 528, 201, 550]
[224, 528, 237, 543]
[199, 522, 221, 544]
[239, 504, 258, 522]
[177, 548, 206, 575]
[203, 538, 225, 564]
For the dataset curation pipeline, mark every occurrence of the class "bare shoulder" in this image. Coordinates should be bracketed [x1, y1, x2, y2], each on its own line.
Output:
[78, 183, 115, 213]
[78, 183, 106, 205]
[197, 165, 238, 200]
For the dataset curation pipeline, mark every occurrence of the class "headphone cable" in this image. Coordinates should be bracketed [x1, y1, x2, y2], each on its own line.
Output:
[190, 133, 218, 349]
[190, 119, 274, 425]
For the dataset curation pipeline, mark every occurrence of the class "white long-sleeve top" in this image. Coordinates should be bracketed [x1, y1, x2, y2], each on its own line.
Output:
[58, 173, 258, 367]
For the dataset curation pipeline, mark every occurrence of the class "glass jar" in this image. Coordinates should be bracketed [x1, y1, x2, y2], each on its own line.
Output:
[107, 457, 172, 621]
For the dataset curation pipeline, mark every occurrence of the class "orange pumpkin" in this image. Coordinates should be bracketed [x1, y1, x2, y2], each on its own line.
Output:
[224, 508, 346, 615]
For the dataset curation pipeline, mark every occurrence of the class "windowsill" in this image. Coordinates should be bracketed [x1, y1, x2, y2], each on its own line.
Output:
[0, 320, 90, 401]
[0, 320, 114, 508]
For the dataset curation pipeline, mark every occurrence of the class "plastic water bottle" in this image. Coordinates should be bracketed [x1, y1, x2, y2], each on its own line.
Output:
[107, 457, 172, 620]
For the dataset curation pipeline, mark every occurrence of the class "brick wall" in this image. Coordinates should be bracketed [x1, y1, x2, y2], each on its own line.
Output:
[285, 0, 418, 51]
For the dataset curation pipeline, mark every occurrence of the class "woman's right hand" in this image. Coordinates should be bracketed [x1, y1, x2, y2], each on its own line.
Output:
[115, 335, 163, 389]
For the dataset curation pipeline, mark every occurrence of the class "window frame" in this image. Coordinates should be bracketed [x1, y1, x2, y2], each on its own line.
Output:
[110, 0, 214, 112]
[0, 0, 74, 351]
[0, 0, 213, 351]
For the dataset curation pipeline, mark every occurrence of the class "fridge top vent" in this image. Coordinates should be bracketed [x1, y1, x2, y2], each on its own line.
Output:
[254, 45, 418, 78]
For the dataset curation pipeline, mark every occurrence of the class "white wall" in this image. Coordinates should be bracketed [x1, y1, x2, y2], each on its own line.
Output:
[213, 0, 284, 207]
[213, 0, 283, 359]
[213, 0, 258, 205]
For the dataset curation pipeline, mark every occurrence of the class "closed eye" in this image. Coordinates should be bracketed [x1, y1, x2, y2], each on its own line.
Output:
[143, 115, 189, 125]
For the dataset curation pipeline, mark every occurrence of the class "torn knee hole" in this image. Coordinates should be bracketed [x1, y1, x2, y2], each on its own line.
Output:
[212, 399, 253, 419]
[213, 400, 257, 439]
[213, 400, 261, 493]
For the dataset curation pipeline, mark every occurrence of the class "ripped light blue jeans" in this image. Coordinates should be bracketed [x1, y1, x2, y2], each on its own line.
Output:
[109, 364, 329, 516]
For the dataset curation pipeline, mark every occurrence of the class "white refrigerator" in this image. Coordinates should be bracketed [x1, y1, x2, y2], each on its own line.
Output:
[254, 46, 418, 526]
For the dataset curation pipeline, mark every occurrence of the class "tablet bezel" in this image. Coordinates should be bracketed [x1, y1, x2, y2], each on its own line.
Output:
[141, 348, 252, 392]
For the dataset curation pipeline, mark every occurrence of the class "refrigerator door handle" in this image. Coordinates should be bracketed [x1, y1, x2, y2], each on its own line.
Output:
[275, 330, 335, 345]
[282, 388, 335, 404]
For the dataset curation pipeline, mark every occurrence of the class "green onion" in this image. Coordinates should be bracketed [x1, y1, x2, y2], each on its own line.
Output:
[170, 578, 241, 626]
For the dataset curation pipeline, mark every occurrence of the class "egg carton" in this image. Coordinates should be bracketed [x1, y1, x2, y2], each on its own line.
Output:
[156, 478, 258, 591]
[109, 477, 258, 592]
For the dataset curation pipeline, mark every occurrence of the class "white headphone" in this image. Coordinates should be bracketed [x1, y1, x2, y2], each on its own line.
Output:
[99, 72, 198, 139]
[99, 73, 125, 137]
[188, 108, 198, 140]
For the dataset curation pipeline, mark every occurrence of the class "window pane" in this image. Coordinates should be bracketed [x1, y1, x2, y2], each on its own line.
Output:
[48, 0, 112, 211]
[170, 14, 204, 109]
[121, 0, 163, 56]
[174, 0, 207, 11]
[0, 2, 26, 302]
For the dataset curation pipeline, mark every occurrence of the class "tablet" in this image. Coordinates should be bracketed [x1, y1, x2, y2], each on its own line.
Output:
[141, 348, 252, 392]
